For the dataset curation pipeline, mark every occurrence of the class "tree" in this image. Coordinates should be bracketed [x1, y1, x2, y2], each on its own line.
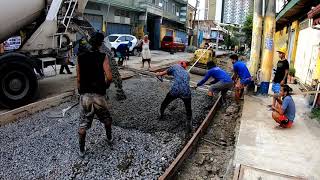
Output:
[242, 12, 253, 47]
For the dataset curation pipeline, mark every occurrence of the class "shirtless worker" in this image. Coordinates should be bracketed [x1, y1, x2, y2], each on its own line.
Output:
[156, 61, 192, 133]
[77, 32, 113, 157]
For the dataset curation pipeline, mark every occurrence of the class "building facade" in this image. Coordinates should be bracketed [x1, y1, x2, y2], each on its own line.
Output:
[274, 0, 320, 86]
[187, 3, 196, 46]
[204, 0, 216, 20]
[84, 0, 188, 50]
[221, 0, 253, 25]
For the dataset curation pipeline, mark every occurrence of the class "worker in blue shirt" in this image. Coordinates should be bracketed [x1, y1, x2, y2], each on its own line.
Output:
[195, 61, 233, 99]
[230, 54, 252, 102]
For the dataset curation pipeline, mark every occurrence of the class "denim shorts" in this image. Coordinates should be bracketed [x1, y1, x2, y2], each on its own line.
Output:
[240, 77, 252, 86]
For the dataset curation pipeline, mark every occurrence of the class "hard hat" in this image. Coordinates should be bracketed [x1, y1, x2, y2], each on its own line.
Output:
[277, 47, 287, 54]
[178, 60, 188, 69]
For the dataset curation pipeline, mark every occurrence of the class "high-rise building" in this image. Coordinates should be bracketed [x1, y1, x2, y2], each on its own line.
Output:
[221, 0, 253, 25]
[204, 0, 216, 20]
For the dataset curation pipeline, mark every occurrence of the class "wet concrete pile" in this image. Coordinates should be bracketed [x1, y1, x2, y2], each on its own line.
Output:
[0, 76, 214, 179]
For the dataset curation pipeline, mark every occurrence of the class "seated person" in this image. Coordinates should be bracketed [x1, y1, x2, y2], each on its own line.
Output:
[272, 85, 296, 128]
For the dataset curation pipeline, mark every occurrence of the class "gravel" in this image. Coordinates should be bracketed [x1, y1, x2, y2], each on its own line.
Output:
[0, 76, 213, 179]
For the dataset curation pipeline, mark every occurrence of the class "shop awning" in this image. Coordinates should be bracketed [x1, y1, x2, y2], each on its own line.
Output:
[276, 0, 320, 30]
[308, 3, 320, 26]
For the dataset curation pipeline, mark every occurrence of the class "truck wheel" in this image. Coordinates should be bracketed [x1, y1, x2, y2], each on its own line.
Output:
[0, 62, 38, 108]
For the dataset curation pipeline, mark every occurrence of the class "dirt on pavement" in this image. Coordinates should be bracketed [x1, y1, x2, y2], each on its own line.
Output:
[176, 95, 242, 180]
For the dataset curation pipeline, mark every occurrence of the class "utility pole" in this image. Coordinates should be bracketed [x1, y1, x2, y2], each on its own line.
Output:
[260, 0, 276, 94]
[192, 0, 200, 47]
[215, 26, 219, 52]
[248, 0, 263, 77]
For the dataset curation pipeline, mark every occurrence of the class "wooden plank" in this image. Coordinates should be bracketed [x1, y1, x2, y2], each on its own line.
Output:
[159, 95, 222, 180]
[237, 165, 306, 180]
[0, 91, 74, 126]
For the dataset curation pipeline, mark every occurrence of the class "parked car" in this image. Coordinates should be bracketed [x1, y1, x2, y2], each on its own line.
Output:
[104, 34, 138, 57]
[161, 36, 186, 52]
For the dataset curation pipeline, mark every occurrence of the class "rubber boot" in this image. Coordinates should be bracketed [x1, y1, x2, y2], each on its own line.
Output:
[79, 130, 86, 157]
[116, 89, 127, 101]
[185, 117, 192, 134]
[105, 123, 113, 144]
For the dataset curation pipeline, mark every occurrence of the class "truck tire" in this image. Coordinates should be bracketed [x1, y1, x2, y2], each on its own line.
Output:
[0, 61, 38, 108]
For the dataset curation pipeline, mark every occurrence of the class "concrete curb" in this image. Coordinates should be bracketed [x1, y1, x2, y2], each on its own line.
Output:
[0, 91, 74, 126]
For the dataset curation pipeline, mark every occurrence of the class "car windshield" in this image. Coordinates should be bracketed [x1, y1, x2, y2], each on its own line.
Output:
[163, 36, 173, 42]
[108, 36, 118, 42]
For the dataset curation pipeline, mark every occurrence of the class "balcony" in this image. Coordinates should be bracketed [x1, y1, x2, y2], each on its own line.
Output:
[276, 0, 320, 30]
[163, 11, 180, 22]
[138, 0, 163, 16]
[174, 0, 188, 5]
[94, 0, 141, 11]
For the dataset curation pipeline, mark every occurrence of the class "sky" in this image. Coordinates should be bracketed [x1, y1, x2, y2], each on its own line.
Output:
[188, 0, 205, 20]
[188, 0, 222, 22]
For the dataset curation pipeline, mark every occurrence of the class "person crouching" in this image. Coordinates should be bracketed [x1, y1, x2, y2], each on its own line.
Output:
[272, 85, 296, 128]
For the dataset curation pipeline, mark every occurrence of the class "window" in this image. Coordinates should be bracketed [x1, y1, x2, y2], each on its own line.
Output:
[172, 3, 176, 14]
[108, 36, 119, 42]
[115, 9, 129, 18]
[125, 36, 134, 41]
[118, 36, 126, 42]
[152, 0, 156, 4]
[163, 0, 168, 11]
[162, 36, 173, 42]
[86, 2, 101, 10]
[176, 6, 180, 16]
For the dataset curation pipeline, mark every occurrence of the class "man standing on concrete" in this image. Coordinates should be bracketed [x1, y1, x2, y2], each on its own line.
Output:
[270, 47, 289, 108]
[156, 61, 192, 133]
[230, 54, 252, 102]
[196, 61, 233, 99]
[77, 32, 113, 157]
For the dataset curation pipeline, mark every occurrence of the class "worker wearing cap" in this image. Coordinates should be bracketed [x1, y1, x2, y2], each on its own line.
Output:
[77, 32, 113, 157]
[156, 61, 192, 133]
[270, 47, 289, 108]
[230, 54, 252, 102]
[195, 61, 233, 99]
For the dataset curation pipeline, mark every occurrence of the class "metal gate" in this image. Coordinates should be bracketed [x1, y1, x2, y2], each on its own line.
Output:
[106, 23, 132, 35]
[176, 30, 187, 45]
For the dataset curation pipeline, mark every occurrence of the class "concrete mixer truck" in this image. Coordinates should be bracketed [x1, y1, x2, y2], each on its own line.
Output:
[0, 0, 93, 108]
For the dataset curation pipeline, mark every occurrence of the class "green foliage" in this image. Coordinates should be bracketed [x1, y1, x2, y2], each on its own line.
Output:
[223, 25, 240, 49]
[289, 65, 296, 76]
[242, 12, 253, 46]
[311, 108, 320, 122]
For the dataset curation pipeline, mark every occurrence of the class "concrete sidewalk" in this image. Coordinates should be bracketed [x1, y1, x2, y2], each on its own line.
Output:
[234, 94, 320, 179]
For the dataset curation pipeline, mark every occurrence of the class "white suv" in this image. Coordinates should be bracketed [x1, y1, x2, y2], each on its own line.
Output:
[105, 34, 138, 57]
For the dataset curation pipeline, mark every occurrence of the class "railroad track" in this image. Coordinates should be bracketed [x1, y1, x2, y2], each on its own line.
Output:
[0, 74, 223, 179]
